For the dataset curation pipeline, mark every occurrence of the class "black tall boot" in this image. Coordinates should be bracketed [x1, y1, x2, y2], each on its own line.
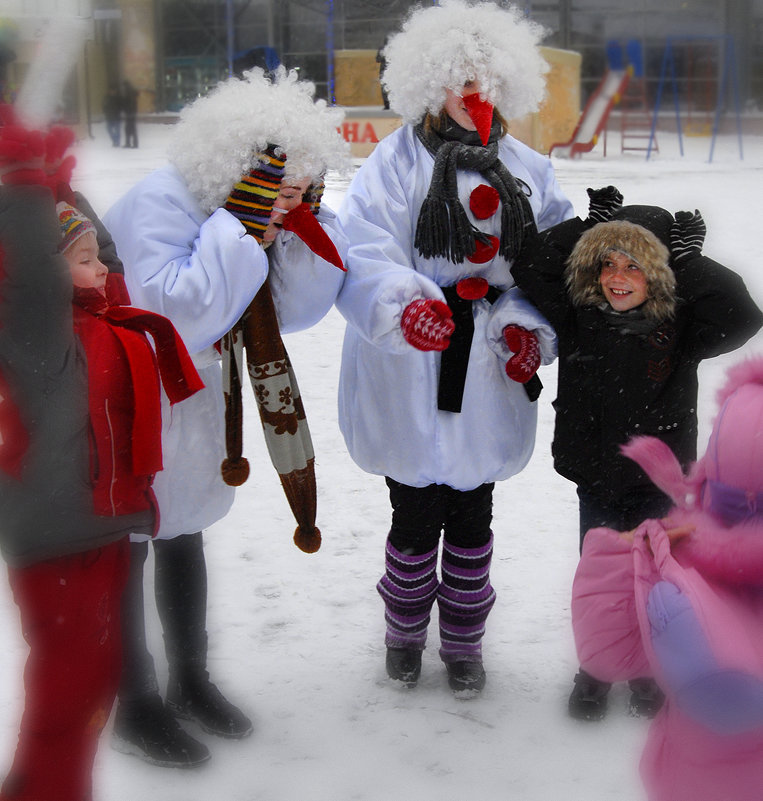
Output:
[155, 533, 253, 739]
[113, 541, 210, 768]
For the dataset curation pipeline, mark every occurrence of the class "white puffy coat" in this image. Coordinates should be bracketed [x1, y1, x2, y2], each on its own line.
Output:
[336, 125, 573, 491]
[105, 164, 347, 538]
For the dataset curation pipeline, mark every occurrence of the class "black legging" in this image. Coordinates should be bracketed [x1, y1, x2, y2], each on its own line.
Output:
[385, 477, 494, 554]
[119, 532, 208, 701]
[577, 485, 672, 554]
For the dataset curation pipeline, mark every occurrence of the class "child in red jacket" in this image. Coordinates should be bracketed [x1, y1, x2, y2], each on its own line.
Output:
[0, 116, 202, 801]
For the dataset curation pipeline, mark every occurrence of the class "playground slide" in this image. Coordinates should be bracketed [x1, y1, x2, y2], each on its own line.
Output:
[549, 68, 631, 158]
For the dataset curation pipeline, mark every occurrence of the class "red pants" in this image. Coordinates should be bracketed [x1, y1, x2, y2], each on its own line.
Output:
[2, 538, 129, 801]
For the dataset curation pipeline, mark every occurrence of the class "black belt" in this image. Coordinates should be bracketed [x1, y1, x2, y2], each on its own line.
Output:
[437, 284, 542, 413]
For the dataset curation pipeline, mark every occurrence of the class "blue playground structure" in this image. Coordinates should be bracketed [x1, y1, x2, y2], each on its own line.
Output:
[647, 35, 743, 162]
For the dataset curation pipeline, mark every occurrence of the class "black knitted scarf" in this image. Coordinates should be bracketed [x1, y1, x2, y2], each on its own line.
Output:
[414, 115, 534, 263]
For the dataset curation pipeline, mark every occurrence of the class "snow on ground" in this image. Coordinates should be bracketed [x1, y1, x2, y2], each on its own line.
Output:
[0, 121, 761, 801]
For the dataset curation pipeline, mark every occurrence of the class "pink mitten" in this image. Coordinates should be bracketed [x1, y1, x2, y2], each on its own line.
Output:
[401, 299, 455, 352]
[503, 325, 540, 383]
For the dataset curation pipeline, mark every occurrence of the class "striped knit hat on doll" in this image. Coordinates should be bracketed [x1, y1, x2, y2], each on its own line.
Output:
[56, 201, 96, 252]
[223, 145, 286, 243]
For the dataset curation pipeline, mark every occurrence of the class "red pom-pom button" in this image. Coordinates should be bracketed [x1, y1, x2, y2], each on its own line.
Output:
[467, 235, 499, 264]
[456, 277, 489, 300]
[469, 184, 500, 220]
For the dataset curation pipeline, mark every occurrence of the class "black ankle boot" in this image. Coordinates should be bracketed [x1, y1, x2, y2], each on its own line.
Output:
[167, 673, 253, 739]
[628, 678, 664, 718]
[385, 647, 422, 687]
[445, 660, 486, 698]
[568, 670, 611, 721]
[112, 694, 210, 768]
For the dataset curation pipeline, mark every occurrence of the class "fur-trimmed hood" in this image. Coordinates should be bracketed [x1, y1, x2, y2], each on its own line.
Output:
[565, 219, 675, 322]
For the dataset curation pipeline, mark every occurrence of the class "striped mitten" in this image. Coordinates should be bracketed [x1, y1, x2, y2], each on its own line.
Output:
[586, 185, 623, 225]
[670, 209, 706, 263]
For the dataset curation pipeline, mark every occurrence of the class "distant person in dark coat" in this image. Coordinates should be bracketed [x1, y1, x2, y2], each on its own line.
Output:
[122, 79, 138, 149]
[103, 84, 121, 147]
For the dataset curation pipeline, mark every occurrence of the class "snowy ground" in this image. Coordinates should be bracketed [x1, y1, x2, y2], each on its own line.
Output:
[0, 121, 761, 801]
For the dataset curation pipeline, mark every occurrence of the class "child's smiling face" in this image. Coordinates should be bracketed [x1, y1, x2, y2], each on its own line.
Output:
[599, 250, 648, 312]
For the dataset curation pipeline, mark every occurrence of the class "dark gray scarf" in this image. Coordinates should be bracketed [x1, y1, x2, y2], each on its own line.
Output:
[598, 303, 656, 336]
[414, 115, 533, 263]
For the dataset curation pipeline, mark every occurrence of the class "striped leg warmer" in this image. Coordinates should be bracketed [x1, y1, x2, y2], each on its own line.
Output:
[377, 539, 439, 651]
[437, 535, 496, 663]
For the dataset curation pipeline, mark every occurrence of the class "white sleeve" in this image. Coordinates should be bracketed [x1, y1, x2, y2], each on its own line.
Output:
[267, 204, 348, 333]
[335, 144, 444, 353]
[105, 171, 268, 355]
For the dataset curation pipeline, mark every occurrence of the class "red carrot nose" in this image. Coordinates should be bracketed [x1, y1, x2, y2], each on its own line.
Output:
[281, 203, 345, 271]
[462, 93, 494, 146]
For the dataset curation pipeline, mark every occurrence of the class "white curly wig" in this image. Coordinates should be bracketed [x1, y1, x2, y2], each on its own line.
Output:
[382, 0, 549, 125]
[169, 67, 351, 212]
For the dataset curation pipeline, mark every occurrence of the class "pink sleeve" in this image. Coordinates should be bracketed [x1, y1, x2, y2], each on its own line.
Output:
[677, 519, 763, 588]
[571, 527, 651, 682]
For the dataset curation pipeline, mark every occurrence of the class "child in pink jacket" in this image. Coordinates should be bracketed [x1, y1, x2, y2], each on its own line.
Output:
[571, 357, 763, 801]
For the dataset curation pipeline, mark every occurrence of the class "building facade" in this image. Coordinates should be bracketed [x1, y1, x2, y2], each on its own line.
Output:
[2, 1, 762, 119]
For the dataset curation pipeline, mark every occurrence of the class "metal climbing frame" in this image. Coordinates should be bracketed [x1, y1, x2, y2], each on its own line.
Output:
[619, 39, 657, 155]
[646, 35, 744, 162]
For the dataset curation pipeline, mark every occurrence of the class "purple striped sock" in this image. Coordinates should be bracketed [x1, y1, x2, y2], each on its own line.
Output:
[437, 534, 496, 663]
[377, 538, 439, 650]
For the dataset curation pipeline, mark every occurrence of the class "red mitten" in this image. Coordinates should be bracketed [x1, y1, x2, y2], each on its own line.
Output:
[401, 298, 455, 352]
[503, 325, 540, 383]
[0, 121, 46, 186]
[45, 125, 75, 163]
[281, 201, 345, 271]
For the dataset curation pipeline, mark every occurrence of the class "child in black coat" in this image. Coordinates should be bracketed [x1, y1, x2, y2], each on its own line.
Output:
[511, 186, 763, 721]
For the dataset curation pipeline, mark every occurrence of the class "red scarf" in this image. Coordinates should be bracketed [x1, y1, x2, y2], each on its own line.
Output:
[73, 286, 203, 475]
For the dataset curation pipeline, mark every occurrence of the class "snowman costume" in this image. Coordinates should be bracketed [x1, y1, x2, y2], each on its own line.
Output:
[336, 0, 573, 695]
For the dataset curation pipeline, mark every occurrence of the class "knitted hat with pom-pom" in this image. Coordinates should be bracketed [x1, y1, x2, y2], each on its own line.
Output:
[222, 145, 286, 243]
[56, 201, 96, 253]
